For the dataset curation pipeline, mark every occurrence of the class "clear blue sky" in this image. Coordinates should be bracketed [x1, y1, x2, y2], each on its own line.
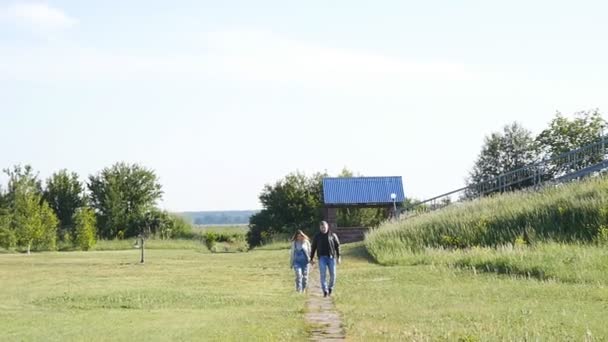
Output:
[1, 0, 607, 211]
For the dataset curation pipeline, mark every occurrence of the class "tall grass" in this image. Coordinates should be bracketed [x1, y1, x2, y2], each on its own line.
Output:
[366, 176, 608, 265]
[378, 242, 608, 284]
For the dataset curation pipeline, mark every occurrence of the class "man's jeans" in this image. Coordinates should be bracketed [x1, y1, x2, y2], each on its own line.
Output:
[318, 256, 336, 292]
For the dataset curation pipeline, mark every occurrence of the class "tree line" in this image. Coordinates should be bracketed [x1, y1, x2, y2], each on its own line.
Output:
[0, 162, 191, 253]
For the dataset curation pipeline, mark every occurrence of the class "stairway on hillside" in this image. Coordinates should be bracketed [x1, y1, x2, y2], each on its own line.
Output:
[403, 136, 608, 217]
[335, 227, 369, 244]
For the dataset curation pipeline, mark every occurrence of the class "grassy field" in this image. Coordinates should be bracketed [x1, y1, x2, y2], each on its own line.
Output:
[3, 243, 608, 340]
[336, 243, 608, 341]
[0, 248, 306, 341]
[92, 239, 209, 251]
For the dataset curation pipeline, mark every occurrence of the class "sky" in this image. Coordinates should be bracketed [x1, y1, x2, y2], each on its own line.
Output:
[1, 0, 607, 211]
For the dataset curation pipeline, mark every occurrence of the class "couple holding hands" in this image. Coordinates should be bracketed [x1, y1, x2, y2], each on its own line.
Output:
[289, 221, 341, 297]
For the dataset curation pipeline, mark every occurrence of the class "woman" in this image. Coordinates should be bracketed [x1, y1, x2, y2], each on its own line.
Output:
[290, 230, 311, 293]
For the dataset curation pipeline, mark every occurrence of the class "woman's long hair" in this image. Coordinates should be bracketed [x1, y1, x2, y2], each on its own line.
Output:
[291, 229, 310, 242]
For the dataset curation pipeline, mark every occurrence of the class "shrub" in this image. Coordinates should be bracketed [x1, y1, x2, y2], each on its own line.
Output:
[0, 227, 16, 249]
[73, 207, 97, 251]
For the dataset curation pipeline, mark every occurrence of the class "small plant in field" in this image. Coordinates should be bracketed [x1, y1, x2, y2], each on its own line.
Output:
[203, 232, 218, 250]
[458, 335, 480, 342]
[440, 234, 465, 249]
[514, 235, 527, 247]
[595, 225, 608, 245]
[203, 231, 247, 252]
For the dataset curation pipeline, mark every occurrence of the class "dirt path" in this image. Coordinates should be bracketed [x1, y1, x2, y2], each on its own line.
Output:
[305, 265, 346, 341]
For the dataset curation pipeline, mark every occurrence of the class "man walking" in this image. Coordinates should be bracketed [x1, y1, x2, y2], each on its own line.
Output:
[310, 221, 341, 297]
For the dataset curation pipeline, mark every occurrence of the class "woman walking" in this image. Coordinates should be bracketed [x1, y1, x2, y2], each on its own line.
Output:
[290, 230, 311, 293]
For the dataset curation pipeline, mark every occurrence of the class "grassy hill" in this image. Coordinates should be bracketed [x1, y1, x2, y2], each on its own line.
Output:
[366, 175, 608, 265]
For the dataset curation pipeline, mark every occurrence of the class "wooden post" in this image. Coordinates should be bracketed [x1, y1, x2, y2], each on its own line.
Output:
[324, 207, 338, 230]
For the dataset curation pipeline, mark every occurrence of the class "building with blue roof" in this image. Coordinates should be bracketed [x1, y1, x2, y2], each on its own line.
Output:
[322, 176, 405, 243]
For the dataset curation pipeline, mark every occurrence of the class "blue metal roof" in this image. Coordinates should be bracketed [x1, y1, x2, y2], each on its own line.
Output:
[322, 177, 405, 206]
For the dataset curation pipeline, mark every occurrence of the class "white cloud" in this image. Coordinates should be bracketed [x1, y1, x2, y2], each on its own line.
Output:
[202, 30, 473, 84]
[0, 2, 77, 31]
[0, 29, 475, 90]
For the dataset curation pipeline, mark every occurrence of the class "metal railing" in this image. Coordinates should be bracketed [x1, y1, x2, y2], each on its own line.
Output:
[402, 135, 608, 217]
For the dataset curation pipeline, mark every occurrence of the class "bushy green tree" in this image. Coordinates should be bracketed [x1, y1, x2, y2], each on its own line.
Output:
[44, 170, 85, 240]
[536, 109, 606, 177]
[247, 172, 325, 247]
[3, 165, 43, 203]
[0, 209, 15, 249]
[88, 163, 163, 239]
[2, 165, 58, 253]
[137, 209, 192, 239]
[0, 186, 13, 249]
[167, 214, 193, 239]
[12, 184, 58, 254]
[73, 207, 97, 251]
[467, 122, 537, 195]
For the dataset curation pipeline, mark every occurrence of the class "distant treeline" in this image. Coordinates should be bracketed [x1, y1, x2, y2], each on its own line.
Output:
[178, 211, 258, 225]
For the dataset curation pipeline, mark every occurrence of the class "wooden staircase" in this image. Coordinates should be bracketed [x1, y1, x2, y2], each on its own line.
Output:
[335, 227, 369, 244]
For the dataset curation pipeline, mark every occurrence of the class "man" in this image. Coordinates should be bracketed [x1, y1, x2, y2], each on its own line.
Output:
[310, 221, 341, 297]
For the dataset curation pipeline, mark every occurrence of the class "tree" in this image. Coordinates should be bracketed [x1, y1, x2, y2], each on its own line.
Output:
[142, 210, 193, 240]
[247, 172, 326, 247]
[73, 207, 97, 251]
[1, 165, 57, 253]
[0, 186, 13, 249]
[44, 170, 85, 240]
[3, 165, 42, 204]
[167, 214, 193, 239]
[88, 163, 163, 239]
[536, 109, 606, 177]
[0, 207, 15, 250]
[467, 122, 537, 195]
[12, 183, 58, 254]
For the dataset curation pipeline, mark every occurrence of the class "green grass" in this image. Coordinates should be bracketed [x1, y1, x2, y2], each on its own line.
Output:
[253, 241, 291, 251]
[367, 241, 608, 284]
[0, 248, 306, 341]
[335, 243, 608, 340]
[367, 176, 608, 265]
[3, 242, 608, 340]
[353, 176, 608, 338]
[92, 239, 209, 252]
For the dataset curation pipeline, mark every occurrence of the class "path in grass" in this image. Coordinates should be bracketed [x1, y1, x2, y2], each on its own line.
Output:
[305, 264, 345, 341]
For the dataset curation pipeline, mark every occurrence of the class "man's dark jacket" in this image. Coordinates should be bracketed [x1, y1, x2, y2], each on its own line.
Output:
[310, 231, 340, 260]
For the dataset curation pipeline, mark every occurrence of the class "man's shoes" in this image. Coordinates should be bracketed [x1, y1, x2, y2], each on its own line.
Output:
[323, 291, 328, 297]
[328, 288, 332, 296]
